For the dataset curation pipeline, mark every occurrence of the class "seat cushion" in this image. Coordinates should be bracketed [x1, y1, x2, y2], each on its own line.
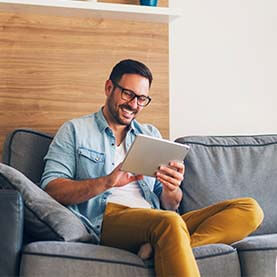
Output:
[175, 135, 277, 235]
[232, 234, 277, 277]
[20, 241, 154, 277]
[193, 244, 241, 277]
[20, 241, 241, 277]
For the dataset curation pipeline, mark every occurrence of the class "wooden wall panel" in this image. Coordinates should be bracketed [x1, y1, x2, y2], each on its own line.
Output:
[0, 1, 168, 159]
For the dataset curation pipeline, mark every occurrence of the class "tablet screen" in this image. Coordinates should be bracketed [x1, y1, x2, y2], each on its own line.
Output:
[121, 134, 190, 177]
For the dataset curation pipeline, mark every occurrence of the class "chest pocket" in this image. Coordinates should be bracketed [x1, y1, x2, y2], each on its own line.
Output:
[77, 147, 105, 179]
[78, 148, 105, 163]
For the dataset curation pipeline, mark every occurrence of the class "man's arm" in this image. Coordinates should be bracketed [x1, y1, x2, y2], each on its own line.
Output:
[45, 164, 143, 206]
[45, 177, 110, 206]
[156, 161, 184, 211]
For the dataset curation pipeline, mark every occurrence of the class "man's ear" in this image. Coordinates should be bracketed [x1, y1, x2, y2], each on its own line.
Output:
[105, 80, 114, 97]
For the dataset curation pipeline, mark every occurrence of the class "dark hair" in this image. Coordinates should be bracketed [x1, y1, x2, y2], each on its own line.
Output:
[109, 59, 153, 88]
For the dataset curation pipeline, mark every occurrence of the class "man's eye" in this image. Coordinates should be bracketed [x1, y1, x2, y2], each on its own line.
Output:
[123, 90, 134, 97]
[138, 96, 147, 101]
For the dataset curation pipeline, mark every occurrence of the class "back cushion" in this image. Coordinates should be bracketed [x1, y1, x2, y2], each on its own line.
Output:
[2, 129, 53, 184]
[175, 135, 277, 235]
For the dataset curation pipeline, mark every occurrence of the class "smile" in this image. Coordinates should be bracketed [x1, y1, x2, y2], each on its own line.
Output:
[120, 106, 137, 119]
[122, 107, 134, 115]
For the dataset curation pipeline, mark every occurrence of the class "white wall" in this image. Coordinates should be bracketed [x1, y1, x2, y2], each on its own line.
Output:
[169, 0, 277, 140]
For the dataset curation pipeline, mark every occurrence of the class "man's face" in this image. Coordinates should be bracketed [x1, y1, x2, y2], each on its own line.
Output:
[105, 74, 150, 126]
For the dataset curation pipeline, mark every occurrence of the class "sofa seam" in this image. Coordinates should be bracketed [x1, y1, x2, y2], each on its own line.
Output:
[178, 141, 277, 148]
[236, 247, 277, 252]
[195, 249, 236, 260]
[15, 193, 22, 275]
[22, 252, 147, 269]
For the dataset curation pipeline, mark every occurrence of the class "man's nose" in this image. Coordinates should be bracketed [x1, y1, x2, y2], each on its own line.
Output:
[128, 96, 138, 109]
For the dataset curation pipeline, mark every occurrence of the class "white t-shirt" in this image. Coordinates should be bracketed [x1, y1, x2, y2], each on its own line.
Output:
[107, 141, 151, 209]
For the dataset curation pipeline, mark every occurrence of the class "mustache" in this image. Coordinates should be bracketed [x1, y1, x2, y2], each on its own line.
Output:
[120, 104, 138, 114]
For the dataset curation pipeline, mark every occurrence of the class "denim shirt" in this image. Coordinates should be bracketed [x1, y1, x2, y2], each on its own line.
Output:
[40, 108, 163, 243]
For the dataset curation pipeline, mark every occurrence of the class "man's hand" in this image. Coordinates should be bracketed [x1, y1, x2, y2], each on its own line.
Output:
[45, 163, 143, 206]
[107, 163, 144, 189]
[156, 161, 185, 210]
[155, 161, 184, 191]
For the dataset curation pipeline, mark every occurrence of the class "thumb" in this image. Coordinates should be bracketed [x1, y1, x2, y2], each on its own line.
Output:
[131, 174, 144, 181]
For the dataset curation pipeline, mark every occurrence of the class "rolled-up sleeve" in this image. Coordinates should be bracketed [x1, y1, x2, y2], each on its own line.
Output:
[40, 121, 76, 190]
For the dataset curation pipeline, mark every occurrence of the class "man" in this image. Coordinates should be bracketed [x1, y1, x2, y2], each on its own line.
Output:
[41, 59, 264, 277]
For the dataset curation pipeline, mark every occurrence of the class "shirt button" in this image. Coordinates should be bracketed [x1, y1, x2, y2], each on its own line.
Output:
[111, 143, 115, 146]
[112, 163, 115, 166]
[95, 157, 99, 161]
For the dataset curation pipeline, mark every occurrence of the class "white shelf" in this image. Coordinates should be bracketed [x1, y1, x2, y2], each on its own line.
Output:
[0, 0, 182, 23]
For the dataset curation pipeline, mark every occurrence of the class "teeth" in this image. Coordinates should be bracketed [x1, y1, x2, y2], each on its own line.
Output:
[122, 108, 133, 114]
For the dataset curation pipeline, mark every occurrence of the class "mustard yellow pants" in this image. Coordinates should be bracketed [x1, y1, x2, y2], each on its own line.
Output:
[101, 197, 263, 277]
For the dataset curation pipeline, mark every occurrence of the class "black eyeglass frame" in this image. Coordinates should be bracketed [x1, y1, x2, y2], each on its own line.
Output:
[111, 80, 152, 107]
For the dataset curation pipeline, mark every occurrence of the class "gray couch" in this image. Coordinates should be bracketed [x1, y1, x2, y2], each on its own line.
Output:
[1, 129, 277, 277]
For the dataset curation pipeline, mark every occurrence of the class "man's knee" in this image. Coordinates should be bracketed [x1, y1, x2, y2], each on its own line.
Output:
[158, 211, 189, 235]
[234, 197, 264, 230]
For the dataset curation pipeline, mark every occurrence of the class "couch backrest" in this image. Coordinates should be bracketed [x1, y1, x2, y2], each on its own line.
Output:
[3, 130, 277, 235]
[2, 129, 53, 184]
[175, 135, 277, 235]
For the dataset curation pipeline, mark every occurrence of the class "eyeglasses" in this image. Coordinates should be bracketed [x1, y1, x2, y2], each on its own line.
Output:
[111, 80, 152, 107]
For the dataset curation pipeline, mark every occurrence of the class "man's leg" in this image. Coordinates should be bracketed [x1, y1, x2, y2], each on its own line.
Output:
[101, 202, 200, 277]
[181, 197, 264, 247]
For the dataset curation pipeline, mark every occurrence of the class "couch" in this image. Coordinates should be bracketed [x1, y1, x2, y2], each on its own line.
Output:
[1, 128, 277, 277]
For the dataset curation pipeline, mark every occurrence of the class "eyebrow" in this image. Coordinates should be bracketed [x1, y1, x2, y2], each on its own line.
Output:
[118, 84, 149, 98]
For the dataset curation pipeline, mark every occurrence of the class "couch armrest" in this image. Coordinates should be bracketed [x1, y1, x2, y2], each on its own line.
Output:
[0, 190, 24, 276]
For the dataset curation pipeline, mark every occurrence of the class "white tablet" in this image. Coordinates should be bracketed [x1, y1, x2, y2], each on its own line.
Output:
[121, 134, 190, 177]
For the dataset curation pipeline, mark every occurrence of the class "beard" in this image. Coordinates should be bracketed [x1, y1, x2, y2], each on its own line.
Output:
[107, 95, 138, 126]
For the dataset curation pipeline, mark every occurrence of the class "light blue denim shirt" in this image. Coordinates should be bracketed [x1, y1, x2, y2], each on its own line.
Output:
[40, 108, 163, 243]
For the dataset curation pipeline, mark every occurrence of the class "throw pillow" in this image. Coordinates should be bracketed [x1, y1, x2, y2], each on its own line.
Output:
[0, 163, 97, 243]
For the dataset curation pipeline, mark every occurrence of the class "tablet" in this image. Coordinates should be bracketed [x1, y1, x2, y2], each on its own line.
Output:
[121, 134, 190, 177]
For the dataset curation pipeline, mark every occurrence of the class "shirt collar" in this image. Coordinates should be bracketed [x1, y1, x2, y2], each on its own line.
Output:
[129, 120, 137, 134]
[95, 108, 110, 133]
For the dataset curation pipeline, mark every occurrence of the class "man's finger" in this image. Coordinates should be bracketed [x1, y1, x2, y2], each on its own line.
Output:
[156, 171, 181, 187]
[158, 166, 184, 181]
[169, 161, 185, 174]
